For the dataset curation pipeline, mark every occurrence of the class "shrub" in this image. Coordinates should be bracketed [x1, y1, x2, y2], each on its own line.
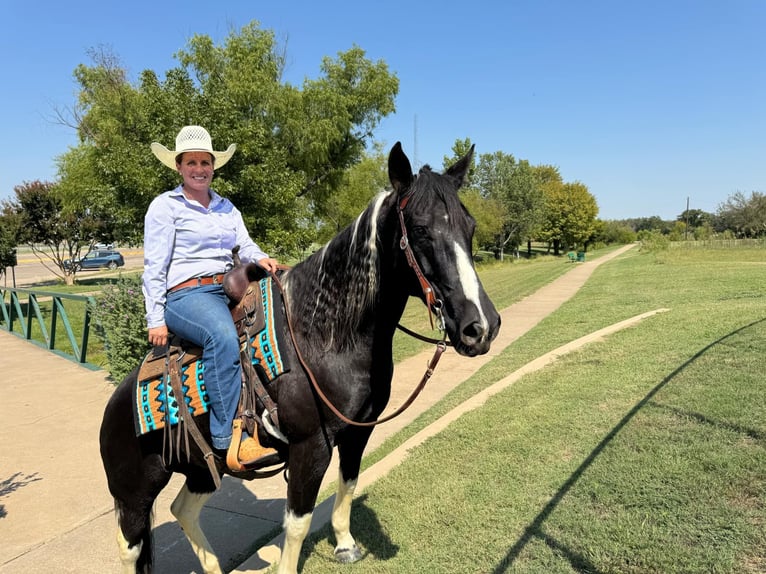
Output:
[90, 274, 150, 382]
[638, 230, 670, 254]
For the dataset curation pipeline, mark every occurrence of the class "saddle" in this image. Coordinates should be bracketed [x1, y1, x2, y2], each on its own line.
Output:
[137, 251, 287, 485]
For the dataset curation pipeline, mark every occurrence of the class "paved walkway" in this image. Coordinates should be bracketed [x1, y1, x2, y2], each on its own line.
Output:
[0, 244, 636, 573]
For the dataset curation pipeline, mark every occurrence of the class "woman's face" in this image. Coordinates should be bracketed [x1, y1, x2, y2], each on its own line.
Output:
[176, 152, 215, 195]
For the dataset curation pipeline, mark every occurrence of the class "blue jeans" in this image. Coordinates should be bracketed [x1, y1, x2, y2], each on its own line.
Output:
[165, 284, 240, 450]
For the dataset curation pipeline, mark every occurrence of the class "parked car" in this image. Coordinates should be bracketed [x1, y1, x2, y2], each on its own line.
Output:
[64, 249, 125, 271]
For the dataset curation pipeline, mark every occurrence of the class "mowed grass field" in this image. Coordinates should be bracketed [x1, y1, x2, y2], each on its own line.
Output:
[292, 246, 766, 573]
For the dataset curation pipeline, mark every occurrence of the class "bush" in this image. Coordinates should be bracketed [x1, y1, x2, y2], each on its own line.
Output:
[90, 274, 150, 382]
[638, 230, 670, 254]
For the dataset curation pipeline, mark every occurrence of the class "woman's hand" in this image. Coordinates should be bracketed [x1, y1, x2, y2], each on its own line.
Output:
[148, 325, 169, 347]
[257, 257, 279, 274]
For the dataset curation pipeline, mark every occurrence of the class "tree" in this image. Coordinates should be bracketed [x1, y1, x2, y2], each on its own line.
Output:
[716, 191, 766, 238]
[460, 188, 506, 256]
[5, 181, 112, 285]
[474, 151, 545, 259]
[598, 220, 637, 244]
[316, 144, 389, 244]
[539, 181, 599, 255]
[677, 208, 711, 229]
[57, 23, 399, 255]
[0, 205, 22, 282]
[443, 138, 478, 186]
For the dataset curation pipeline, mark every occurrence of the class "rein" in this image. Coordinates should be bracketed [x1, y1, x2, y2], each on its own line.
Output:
[274, 191, 449, 428]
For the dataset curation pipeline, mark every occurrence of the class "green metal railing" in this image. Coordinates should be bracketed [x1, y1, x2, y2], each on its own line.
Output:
[0, 286, 98, 367]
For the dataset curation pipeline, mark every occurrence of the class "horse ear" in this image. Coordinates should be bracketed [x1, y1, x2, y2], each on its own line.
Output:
[388, 141, 414, 194]
[445, 144, 475, 188]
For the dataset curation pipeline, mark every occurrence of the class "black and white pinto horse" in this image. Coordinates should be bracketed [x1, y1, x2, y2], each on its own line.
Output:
[99, 142, 501, 573]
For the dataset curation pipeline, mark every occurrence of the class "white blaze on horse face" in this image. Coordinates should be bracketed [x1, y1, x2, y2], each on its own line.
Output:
[453, 241, 489, 334]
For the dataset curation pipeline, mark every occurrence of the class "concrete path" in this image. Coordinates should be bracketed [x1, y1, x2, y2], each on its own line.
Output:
[0, 244, 636, 573]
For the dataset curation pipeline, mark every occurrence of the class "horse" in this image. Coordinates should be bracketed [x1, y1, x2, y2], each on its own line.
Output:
[99, 141, 501, 573]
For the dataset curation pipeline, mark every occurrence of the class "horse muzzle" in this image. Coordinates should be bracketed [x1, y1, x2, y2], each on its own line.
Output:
[452, 313, 501, 357]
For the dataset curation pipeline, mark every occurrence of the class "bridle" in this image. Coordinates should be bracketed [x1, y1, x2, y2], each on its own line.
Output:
[276, 189, 449, 428]
[396, 191, 446, 333]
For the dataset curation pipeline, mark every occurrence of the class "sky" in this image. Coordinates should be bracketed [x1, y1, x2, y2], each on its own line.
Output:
[3, 0, 764, 221]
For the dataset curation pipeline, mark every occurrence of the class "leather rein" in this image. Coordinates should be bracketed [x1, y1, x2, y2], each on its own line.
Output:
[275, 191, 449, 428]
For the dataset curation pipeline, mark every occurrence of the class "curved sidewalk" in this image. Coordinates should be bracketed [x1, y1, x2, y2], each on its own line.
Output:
[0, 244, 636, 574]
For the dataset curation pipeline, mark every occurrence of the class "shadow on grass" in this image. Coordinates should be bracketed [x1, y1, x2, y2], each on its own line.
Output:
[491, 317, 766, 574]
[299, 494, 398, 571]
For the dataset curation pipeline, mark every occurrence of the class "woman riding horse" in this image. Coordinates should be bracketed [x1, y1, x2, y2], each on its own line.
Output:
[100, 141, 501, 573]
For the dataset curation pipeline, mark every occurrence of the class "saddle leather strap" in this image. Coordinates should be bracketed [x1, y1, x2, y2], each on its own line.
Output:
[239, 342, 281, 429]
[165, 348, 222, 489]
[232, 281, 281, 432]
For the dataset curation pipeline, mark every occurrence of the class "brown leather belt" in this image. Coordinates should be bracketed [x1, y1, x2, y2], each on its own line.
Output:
[168, 273, 225, 293]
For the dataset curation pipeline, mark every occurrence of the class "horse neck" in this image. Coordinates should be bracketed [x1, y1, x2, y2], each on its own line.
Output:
[283, 192, 408, 351]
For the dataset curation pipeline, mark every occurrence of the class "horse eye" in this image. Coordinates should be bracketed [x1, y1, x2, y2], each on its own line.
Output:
[411, 225, 428, 237]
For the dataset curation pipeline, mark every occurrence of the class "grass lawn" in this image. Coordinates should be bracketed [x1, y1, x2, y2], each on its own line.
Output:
[294, 246, 766, 573]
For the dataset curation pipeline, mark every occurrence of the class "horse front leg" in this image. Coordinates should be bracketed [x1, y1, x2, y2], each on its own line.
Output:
[331, 427, 374, 563]
[170, 482, 222, 574]
[278, 436, 333, 574]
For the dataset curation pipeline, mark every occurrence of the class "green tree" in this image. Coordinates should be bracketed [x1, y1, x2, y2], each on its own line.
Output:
[0, 205, 22, 281]
[58, 23, 399, 255]
[460, 187, 506, 256]
[716, 191, 766, 238]
[474, 151, 545, 259]
[598, 220, 637, 244]
[539, 181, 599, 255]
[677, 208, 711, 229]
[443, 138, 478, 186]
[317, 145, 389, 243]
[5, 181, 112, 285]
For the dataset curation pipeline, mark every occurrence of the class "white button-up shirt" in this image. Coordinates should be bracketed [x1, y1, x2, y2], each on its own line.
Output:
[142, 185, 269, 328]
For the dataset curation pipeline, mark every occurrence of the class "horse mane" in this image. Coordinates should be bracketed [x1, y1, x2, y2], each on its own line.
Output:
[283, 190, 395, 352]
[403, 165, 468, 226]
[282, 163, 468, 352]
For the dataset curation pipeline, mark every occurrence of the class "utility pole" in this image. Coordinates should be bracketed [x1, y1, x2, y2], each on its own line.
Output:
[685, 196, 690, 240]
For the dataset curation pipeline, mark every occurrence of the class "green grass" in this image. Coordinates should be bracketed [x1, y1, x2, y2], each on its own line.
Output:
[293, 246, 766, 574]
[1, 271, 143, 367]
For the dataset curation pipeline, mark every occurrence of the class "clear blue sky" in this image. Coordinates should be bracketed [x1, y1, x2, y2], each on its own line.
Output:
[3, 0, 764, 220]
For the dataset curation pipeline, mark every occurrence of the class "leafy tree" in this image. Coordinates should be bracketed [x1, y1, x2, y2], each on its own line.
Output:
[677, 208, 712, 229]
[57, 23, 399, 255]
[316, 144, 389, 244]
[716, 191, 766, 238]
[5, 180, 112, 285]
[0, 205, 22, 280]
[539, 181, 599, 255]
[443, 138, 478, 186]
[460, 187, 506, 256]
[474, 151, 546, 259]
[598, 220, 637, 244]
[626, 216, 671, 234]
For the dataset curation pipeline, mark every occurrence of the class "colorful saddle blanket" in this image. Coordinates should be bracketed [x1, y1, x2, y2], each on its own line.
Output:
[133, 276, 291, 436]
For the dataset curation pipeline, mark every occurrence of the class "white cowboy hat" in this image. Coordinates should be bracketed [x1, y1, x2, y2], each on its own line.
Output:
[150, 125, 236, 170]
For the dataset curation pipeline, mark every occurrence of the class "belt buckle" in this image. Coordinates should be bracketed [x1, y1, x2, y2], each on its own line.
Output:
[213, 274, 221, 285]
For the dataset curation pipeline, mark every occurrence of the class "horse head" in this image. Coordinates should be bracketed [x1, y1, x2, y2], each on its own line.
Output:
[388, 142, 501, 356]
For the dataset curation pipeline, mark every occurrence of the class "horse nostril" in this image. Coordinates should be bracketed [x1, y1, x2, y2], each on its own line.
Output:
[461, 322, 485, 344]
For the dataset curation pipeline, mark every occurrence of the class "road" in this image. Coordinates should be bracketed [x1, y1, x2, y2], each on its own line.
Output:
[3, 249, 144, 288]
